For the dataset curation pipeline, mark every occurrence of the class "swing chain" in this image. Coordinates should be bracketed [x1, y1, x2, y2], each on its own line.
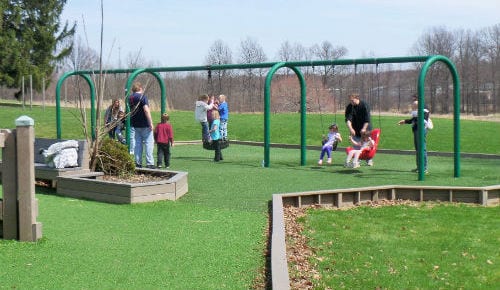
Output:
[376, 63, 382, 129]
[206, 66, 213, 95]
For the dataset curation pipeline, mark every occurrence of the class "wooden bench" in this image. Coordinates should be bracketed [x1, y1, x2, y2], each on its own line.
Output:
[0, 138, 90, 188]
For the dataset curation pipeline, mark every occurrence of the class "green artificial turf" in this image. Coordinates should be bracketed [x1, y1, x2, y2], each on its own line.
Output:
[0, 102, 499, 288]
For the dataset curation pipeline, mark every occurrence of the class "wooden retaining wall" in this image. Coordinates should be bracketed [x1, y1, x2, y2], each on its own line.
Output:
[271, 184, 500, 290]
[56, 170, 189, 204]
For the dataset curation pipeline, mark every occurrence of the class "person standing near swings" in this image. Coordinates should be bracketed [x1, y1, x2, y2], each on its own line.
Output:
[195, 94, 217, 142]
[129, 82, 155, 168]
[154, 113, 174, 169]
[104, 99, 124, 139]
[218, 94, 229, 140]
[210, 110, 223, 162]
[398, 95, 431, 174]
[344, 93, 373, 165]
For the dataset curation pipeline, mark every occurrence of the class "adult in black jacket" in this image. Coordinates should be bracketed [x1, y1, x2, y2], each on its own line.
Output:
[345, 93, 373, 165]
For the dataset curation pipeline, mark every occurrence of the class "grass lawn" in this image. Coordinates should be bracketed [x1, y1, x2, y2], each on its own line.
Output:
[0, 103, 498, 155]
[0, 102, 499, 288]
[301, 204, 500, 289]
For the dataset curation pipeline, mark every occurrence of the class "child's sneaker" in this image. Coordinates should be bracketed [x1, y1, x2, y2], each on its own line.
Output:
[327, 158, 332, 164]
[352, 162, 360, 168]
[318, 159, 323, 165]
[344, 161, 350, 168]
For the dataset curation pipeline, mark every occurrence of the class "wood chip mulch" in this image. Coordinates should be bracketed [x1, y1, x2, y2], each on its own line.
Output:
[101, 173, 165, 183]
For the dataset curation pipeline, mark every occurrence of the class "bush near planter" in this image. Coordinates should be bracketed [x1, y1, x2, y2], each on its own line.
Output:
[96, 138, 135, 176]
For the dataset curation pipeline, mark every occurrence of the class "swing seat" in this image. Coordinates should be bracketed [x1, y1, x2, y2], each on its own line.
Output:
[203, 139, 229, 150]
[322, 139, 339, 151]
[345, 128, 381, 160]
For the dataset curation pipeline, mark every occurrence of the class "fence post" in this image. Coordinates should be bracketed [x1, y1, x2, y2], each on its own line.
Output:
[1, 129, 18, 240]
[15, 116, 42, 241]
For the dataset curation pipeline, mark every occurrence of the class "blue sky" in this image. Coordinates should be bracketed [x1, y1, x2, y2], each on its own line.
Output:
[61, 0, 499, 67]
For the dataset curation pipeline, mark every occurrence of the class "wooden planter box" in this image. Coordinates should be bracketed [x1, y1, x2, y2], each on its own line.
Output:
[56, 169, 188, 204]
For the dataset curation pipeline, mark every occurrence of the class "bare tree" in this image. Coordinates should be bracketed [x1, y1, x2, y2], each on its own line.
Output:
[310, 41, 348, 87]
[412, 26, 456, 113]
[277, 41, 293, 62]
[291, 42, 308, 61]
[59, 36, 100, 105]
[483, 24, 500, 113]
[238, 37, 267, 112]
[455, 28, 486, 115]
[66, 36, 100, 71]
[276, 41, 309, 75]
[125, 49, 147, 68]
[205, 39, 233, 95]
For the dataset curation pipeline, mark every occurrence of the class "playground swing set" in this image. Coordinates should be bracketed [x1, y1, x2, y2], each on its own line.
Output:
[55, 55, 462, 181]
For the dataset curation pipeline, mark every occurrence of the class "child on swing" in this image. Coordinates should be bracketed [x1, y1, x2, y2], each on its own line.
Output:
[345, 130, 374, 168]
[194, 94, 217, 142]
[318, 123, 343, 165]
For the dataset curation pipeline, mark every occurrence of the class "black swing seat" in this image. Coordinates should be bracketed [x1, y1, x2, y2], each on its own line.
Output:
[203, 139, 229, 150]
[321, 139, 339, 151]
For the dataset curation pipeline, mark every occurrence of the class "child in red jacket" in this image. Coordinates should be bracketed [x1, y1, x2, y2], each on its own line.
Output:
[154, 113, 174, 168]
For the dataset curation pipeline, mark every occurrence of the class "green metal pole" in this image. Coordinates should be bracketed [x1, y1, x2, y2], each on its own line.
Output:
[55, 72, 70, 138]
[148, 71, 167, 115]
[451, 64, 461, 178]
[55, 72, 95, 139]
[263, 63, 285, 167]
[263, 63, 307, 167]
[71, 56, 432, 75]
[289, 66, 307, 166]
[415, 83, 425, 181]
[418, 55, 461, 180]
[88, 74, 96, 140]
[158, 73, 167, 115]
[436, 56, 462, 178]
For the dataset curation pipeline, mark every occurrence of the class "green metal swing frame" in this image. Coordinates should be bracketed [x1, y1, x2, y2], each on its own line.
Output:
[55, 55, 461, 181]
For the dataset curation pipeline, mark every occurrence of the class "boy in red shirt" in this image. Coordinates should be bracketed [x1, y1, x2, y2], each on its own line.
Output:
[154, 113, 174, 168]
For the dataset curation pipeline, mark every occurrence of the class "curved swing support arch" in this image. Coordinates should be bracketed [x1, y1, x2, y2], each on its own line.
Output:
[55, 72, 96, 139]
[264, 62, 307, 167]
[417, 55, 460, 180]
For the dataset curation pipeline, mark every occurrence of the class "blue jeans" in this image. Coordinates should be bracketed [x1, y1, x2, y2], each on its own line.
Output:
[220, 119, 228, 139]
[133, 127, 154, 166]
[201, 121, 210, 141]
[413, 129, 428, 170]
[129, 127, 135, 154]
[319, 144, 333, 159]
